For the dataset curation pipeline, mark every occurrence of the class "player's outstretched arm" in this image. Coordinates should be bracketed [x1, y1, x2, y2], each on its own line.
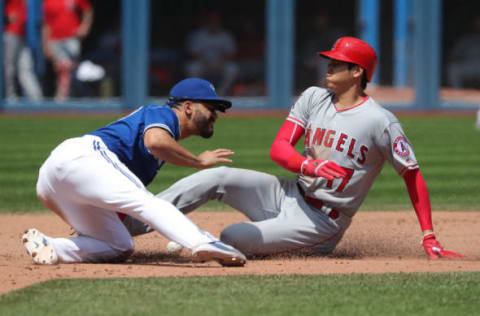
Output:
[270, 120, 346, 180]
[403, 169, 465, 259]
[144, 127, 233, 169]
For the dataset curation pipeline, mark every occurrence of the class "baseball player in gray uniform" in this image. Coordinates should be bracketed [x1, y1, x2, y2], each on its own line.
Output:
[124, 37, 463, 259]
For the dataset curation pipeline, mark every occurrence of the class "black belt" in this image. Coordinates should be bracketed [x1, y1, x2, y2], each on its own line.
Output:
[296, 183, 340, 220]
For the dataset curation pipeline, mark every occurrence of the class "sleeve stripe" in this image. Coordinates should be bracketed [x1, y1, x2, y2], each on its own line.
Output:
[408, 164, 419, 169]
[289, 124, 298, 143]
[144, 123, 174, 137]
[399, 164, 419, 175]
[287, 116, 306, 128]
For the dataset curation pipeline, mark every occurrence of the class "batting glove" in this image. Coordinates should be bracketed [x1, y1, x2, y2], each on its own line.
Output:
[422, 233, 465, 259]
[301, 159, 346, 180]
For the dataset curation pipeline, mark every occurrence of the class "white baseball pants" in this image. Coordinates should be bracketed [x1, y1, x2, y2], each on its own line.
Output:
[36, 135, 215, 263]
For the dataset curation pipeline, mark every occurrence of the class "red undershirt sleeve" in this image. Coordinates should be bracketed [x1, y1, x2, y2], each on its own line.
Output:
[403, 169, 434, 231]
[270, 120, 307, 173]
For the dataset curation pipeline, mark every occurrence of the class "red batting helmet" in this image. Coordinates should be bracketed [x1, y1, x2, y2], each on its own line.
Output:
[318, 37, 377, 82]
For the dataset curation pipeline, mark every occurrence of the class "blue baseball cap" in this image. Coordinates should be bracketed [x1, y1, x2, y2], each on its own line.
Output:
[168, 78, 232, 112]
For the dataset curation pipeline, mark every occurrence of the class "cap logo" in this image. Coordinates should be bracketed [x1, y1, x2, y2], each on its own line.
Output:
[209, 84, 216, 92]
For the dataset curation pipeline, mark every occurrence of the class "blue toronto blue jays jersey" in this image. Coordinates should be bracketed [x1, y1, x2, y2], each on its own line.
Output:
[89, 105, 180, 186]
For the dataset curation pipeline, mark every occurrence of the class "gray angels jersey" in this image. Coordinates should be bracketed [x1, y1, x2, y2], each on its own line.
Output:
[287, 87, 419, 217]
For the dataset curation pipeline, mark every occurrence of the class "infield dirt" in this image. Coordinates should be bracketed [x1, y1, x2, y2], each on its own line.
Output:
[1, 211, 479, 295]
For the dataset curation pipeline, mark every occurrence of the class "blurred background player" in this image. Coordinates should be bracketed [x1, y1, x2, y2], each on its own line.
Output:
[298, 11, 345, 87]
[42, 0, 93, 101]
[185, 11, 238, 96]
[447, 15, 480, 89]
[4, 0, 43, 101]
[446, 15, 480, 130]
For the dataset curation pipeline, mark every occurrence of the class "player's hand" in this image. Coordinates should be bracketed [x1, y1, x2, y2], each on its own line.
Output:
[422, 233, 465, 259]
[301, 159, 346, 180]
[198, 149, 234, 169]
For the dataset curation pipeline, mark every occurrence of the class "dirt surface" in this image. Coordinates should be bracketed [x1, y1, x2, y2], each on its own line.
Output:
[1, 211, 480, 295]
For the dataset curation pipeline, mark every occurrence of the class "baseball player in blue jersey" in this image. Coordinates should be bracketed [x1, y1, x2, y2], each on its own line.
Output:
[21, 78, 246, 267]
[123, 37, 464, 260]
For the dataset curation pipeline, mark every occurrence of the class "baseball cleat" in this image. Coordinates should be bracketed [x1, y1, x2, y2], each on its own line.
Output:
[22, 228, 58, 265]
[192, 241, 246, 267]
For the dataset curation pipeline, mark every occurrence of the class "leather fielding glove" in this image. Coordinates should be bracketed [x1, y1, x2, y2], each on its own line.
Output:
[422, 233, 465, 259]
[301, 159, 346, 180]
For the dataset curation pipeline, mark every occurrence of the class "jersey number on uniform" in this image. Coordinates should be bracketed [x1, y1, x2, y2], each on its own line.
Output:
[326, 167, 354, 192]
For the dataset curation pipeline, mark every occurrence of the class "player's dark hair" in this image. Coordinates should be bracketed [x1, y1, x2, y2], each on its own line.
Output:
[167, 98, 184, 109]
[348, 63, 368, 89]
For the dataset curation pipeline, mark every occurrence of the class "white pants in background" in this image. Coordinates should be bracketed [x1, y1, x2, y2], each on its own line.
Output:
[36, 135, 215, 263]
[476, 109, 480, 129]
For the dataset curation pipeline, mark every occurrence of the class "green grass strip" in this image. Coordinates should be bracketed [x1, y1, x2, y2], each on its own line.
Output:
[1, 272, 479, 316]
[1, 115, 479, 213]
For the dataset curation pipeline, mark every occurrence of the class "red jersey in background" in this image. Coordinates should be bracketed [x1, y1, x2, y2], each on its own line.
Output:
[5, 0, 27, 36]
[43, 0, 91, 40]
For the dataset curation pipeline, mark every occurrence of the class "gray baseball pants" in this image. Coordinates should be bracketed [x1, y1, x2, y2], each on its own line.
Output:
[4, 33, 43, 100]
[124, 167, 352, 256]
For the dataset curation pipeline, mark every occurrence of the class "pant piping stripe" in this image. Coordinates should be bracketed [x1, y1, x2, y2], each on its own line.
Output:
[93, 140, 143, 189]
